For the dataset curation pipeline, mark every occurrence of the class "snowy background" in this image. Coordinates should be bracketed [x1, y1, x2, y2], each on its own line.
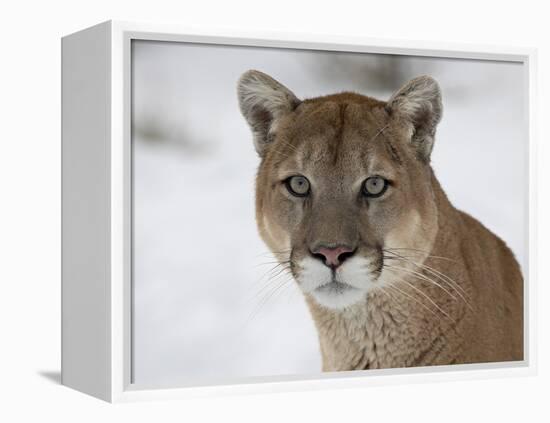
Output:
[132, 40, 527, 387]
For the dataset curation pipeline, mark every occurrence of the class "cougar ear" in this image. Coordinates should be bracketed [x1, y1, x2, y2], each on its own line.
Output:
[238, 70, 301, 157]
[386, 76, 442, 162]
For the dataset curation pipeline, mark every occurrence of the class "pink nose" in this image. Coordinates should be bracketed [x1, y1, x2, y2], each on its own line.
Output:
[312, 245, 355, 268]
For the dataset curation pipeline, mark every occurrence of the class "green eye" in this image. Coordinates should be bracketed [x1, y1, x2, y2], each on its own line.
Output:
[362, 176, 388, 198]
[286, 175, 310, 197]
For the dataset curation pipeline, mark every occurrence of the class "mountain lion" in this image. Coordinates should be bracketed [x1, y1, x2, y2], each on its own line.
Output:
[238, 70, 523, 370]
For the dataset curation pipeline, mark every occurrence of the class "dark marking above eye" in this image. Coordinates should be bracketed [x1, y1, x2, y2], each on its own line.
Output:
[331, 103, 348, 166]
[385, 141, 403, 166]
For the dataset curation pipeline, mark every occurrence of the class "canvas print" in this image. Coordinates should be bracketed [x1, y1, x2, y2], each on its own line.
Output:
[132, 40, 526, 387]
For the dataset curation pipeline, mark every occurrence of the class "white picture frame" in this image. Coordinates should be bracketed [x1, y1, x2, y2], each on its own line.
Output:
[61, 20, 537, 403]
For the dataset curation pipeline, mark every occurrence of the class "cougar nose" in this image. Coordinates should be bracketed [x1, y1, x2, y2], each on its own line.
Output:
[311, 245, 356, 269]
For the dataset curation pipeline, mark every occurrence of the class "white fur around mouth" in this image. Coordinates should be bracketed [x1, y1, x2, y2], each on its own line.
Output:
[315, 280, 358, 295]
[295, 256, 374, 309]
[310, 278, 367, 309]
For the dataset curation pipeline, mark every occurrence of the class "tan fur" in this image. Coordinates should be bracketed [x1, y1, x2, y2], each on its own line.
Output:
[238, 71, 523, 370]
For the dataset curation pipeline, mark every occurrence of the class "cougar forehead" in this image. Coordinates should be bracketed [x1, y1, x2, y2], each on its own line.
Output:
[272, 94, 406, 181]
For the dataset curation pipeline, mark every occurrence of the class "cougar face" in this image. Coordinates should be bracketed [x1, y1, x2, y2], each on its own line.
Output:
[239, 71, 440, 309]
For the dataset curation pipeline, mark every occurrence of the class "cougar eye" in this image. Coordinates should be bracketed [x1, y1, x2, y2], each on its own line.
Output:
[362, 176, 388, 198]
[285, 175, 310, 197]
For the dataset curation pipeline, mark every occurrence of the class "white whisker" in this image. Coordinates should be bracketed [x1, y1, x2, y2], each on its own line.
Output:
[385, 284, 441, 321]
[384, 264, 459, 302]
[384, 250, 473, 311]
[387, 270, 455, 321]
